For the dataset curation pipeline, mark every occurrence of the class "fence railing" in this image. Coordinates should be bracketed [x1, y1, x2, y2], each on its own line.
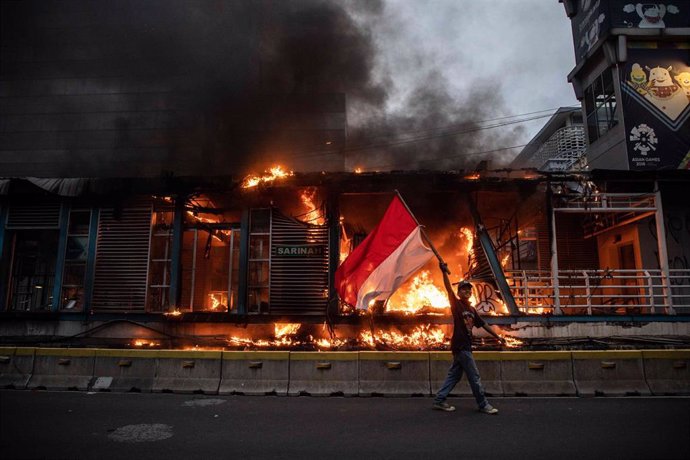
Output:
[504, 269, 690, 315]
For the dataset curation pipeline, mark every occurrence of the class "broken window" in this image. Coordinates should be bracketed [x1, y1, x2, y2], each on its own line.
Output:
[60, 209, 91, 311]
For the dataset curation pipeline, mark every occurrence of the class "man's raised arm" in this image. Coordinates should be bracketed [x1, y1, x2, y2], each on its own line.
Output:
[439, 262, 455, 300]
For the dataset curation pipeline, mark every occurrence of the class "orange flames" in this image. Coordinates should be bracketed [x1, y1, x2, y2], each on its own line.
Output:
[360, 325, 447, 349]
[387, 270, 449, 315]
[132, 339, 160, 347]
[274, 323, 301, 338]
[299, 187, 325, 225]
[242, 165, 294, 188]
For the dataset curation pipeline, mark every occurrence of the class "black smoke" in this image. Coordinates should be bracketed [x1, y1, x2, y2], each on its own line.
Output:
[1, 0, 521, 177]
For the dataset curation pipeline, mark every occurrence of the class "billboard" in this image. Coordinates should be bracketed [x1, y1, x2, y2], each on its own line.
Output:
[620, 47, 690, 169]
[571, 1, 690, 64]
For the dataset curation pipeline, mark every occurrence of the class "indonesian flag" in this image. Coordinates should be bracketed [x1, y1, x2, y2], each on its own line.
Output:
[335, 195, 434, 310]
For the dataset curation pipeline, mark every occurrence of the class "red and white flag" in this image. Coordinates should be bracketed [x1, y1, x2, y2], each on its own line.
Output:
[335, 195, 434, 310]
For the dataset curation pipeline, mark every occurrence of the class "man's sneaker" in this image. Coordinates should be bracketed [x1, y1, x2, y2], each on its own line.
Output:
[432, 402, 456, 412]
[479, 404, 499, 414]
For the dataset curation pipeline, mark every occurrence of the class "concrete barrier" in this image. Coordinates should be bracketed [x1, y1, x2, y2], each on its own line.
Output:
[642, 350, 690, 396]
[500, 351, 576, 396]
[289, 352, 358, 396]
[219, 351, 289, 395]
[27, 348, 95, 391]
[91, 349, 158, 392]
[0, 347, 34, 389]
[152, 350, 222, 394]
[429, 352, 503, 397]
[572, 351, 651, 396]
[359, 351, 429, 396]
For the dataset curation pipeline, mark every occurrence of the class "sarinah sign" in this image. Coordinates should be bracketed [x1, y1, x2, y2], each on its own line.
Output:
[275, 245, 326, 257]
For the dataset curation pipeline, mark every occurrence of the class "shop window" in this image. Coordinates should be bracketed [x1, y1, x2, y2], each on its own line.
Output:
[6, 230, 58, 311]
[60, 209, 91, 311]
[585, 69, 618, 143]
[180, 227, 240, 312]
[248, 209, 270, 314]
[515, 227, 538, 271]
[147, 207, 174, 312]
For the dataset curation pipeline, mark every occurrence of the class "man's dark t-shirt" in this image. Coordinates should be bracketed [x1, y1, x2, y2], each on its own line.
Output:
[450, 296, 485, 352]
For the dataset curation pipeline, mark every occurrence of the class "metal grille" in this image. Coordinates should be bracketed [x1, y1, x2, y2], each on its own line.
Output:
[269, 210, 329, 315]
[533, 126, 587, 172]
[6, 201, 61, 229]
[91, 204, 152, 311]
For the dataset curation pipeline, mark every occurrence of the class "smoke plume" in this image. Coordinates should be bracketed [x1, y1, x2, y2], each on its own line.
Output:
[1, 0, 523, 176]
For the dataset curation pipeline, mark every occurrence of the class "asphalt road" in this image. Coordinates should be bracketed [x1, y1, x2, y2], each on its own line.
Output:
[1, 390, 688, 460]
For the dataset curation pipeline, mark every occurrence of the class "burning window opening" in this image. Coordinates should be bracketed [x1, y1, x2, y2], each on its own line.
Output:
[241, 165, 294, 189]
[132, 339, 161, 347]
[296, 187, 326, 225]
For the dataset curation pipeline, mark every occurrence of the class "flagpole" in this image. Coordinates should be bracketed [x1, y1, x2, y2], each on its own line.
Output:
[393, 189, 449, 272]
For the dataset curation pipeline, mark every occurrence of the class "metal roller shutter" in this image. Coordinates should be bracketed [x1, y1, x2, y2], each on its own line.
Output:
[269, 210, 329, 315]
[91, 202, 153, 312]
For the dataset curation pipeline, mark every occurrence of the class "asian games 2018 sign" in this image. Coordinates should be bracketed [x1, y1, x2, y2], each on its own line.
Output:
[621, 47, 690, 170]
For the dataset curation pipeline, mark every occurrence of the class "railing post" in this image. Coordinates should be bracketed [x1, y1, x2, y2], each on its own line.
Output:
[644, 270, 655, 314]
[548, 186, 562, 315]
[522, 270, 528, 313]
[654, 186, 674, 314]
[583, 270, 592, 315]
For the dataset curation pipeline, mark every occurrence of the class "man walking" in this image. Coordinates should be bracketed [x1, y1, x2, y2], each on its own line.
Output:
[432, 262, 505, 413]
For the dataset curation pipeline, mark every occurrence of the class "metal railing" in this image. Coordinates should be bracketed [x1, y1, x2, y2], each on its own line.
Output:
[505, 269, 690, 315]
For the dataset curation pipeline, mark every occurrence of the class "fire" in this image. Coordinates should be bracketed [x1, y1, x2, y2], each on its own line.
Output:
[465, 173, 480, 180]
[460, 227, 474, 257]
[354, 168, 362, 173]
[500, 334, 523, 348]
[164, 309, 182, 317]
[387, 270, 450, 314]
[132, 339, 160, 347]
[242, 165, 294, 188]
[360, 325, 447, 349]
[274, 323, 301, 338]
[208, 292, 227, 311]
[299, 187, 325, 225]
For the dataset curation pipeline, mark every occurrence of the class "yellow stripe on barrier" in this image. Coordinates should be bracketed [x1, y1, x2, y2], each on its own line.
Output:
[642, 350, 690, 359]
[359, 351, 428, 361]
[572, 350, 642, 360]
[151, 350, 221, 359]
[35, 348, 95, 357]
[15, 348, 35, 356]
[222, 351, 289, 360]
[429, 352, 504, 361]
[500, 351, 572, 361]
[290, 352, 358, 361]
[94, 349, 162, 359]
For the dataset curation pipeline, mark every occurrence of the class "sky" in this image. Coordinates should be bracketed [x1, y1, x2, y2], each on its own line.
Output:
[352, 0, 580, 162]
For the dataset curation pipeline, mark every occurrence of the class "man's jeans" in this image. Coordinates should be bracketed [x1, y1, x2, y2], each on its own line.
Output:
[434, 350, 489, 409]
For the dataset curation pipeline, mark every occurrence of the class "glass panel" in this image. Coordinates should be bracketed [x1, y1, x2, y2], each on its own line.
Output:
[230, 230, 240, 313]
[596, 105, 610, 137]
[60, 262, 85, 311]
[249, 235, 270, 259]
[60, 286, 84, 311]
[149, 261, 169, 286]
[8, 230, 58, 311]
[247, 288, 269, 314]
[192, 229, 230, 312]
[68, 210, 91, 235]
[586, 112, 599, 143]
[150, 234, 172, 261]
[62, 263, 85, 285]
[248, 261, 269, 286]
[179, 229, 197, 310]
[65, 236, 88, 261]
[250, 209, 270, 233]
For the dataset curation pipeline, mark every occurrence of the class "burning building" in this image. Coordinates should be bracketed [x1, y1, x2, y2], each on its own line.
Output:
[0, 1, 688, 350]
